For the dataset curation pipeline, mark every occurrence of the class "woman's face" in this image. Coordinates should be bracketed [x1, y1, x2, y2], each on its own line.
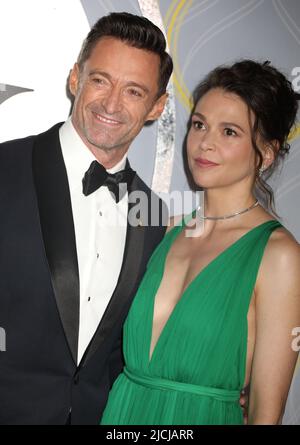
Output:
[187, 88, 258, 191]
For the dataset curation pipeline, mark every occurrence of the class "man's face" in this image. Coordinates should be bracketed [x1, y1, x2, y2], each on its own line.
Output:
[69, 37, 167, 161]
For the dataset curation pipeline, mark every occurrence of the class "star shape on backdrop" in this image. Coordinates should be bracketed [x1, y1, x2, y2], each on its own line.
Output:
[0, 83, 33, 105]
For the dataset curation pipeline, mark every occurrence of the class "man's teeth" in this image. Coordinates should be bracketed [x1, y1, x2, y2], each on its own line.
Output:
[94, 113, 120, 124]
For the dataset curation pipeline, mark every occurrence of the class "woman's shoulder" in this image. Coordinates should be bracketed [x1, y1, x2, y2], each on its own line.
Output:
[266, 223, 300, 263]
[258, 221, 300, 289]
[249, 206, 300, 266]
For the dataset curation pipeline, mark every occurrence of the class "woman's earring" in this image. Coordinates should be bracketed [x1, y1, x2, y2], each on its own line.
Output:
[258, 166, 265, 176]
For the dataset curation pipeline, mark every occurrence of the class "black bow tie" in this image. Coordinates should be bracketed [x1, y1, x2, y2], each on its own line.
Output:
[82, 160, 135, 203]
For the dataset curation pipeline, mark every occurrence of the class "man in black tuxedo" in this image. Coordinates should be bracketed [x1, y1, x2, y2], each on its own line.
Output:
[0, 12, 173, 425]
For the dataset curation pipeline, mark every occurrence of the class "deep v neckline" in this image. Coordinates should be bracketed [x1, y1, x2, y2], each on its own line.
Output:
[147, 218, 280, 365]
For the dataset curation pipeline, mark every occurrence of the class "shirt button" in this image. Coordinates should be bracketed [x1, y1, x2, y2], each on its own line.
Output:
[88, 297, 91, 302]
[99, 211, 103, 217]
[96, 253, 100, 259]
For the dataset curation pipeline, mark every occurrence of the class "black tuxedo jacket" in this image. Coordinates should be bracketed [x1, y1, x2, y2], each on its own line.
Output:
[0, 123, 167, 425]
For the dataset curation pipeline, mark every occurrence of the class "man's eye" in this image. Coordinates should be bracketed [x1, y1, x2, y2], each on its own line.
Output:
[128, 89, 142, 97]
[92, 78, 106, 85]
[224, 128, 237, 136]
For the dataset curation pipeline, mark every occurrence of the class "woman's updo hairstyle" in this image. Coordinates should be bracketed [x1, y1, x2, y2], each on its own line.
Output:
[192, 59, 299, 213]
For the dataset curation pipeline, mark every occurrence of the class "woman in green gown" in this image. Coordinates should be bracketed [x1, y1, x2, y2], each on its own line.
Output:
[101, 60, 300, 425]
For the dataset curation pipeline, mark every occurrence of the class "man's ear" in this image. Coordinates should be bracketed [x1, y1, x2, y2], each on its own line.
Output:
[69, 63, 80, 97]
[146, 93, 168, 122]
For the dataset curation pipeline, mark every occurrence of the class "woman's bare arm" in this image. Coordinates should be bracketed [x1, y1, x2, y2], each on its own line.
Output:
[248, 230, 300, 424]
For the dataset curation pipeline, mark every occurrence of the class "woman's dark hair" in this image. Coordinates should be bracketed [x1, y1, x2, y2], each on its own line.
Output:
[191, 59, 299, 214]
[77, 12, 173, 98]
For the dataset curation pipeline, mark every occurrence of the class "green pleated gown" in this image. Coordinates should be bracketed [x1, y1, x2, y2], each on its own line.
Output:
[101, 218, 282, 425]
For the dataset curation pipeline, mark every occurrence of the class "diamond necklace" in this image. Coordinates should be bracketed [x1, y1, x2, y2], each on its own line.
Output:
[197, 199, 259, 220]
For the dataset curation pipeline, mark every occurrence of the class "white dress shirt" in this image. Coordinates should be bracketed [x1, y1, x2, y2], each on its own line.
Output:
[59, 118, 128, 363]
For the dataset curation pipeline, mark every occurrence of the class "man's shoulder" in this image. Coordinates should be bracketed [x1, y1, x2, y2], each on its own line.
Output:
[0, 133, 35, 152]
[0, 122, 63, 155]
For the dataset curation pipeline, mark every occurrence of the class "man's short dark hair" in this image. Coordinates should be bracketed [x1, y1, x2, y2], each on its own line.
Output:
[77, 12, 173, 98]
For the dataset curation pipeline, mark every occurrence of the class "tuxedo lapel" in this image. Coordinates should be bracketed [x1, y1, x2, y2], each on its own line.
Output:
[82, 174, 146, 365]
[32, 123, 79, 364]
